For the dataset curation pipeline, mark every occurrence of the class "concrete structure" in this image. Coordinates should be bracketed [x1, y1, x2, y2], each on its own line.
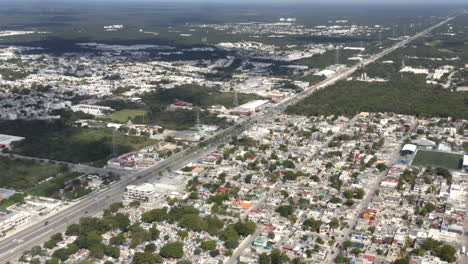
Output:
[124, 183, 157, 203]
[232, 100, 270, 114]
[0, 211, 30, 236]
[401, 144, 417, 155]
[70, 104, 114, 116]
[463, 155, 468, 170]
[0, 134, 25, 150]
[0, 188, 15, 200]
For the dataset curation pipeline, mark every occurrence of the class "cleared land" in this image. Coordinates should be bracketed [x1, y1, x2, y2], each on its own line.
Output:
[411, 150, 463, 170]
[107, 109, 149, 123]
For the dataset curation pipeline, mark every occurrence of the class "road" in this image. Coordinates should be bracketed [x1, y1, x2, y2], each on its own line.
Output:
[0, 152, 124, 176]
[0, 15, 455, 264]
[326, 118, 418, 263]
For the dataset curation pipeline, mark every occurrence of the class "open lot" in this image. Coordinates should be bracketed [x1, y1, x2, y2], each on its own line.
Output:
[411, 150, 463, 170]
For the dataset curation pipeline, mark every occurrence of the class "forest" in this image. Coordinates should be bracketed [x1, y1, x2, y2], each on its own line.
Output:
[287, 74, 468, 119]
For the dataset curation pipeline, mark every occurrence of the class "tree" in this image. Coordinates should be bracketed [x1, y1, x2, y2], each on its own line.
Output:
[329, 218, 339, 231]
[201, 240, 217, 251]
[209, 249, 220, 257]
[234, 221, 257, 236]
[141, 208, 168, 223]
[259, 253, 271, 264]
[434, 244, 456, 262]
[342, 240, 352, 251]
[145, 243, 156, 252]
[303, 217, 322, 232]
[276, 205, 294, 217]
[109, 202, 124, 213]
[159, 242, 184, 259]
[149, 225, 160, 240]
[132, 252, 163, 264]
[110, 233, 126, 246]
[177, 230, 189, 239]
[104, 245, 120, 258]
[334, 255, 350, 263]
[180, 214, 208, 231]
[351, 248, 362, 256]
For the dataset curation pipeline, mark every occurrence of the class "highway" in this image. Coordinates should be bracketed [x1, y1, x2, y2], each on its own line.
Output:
[0, 15, 455, 264]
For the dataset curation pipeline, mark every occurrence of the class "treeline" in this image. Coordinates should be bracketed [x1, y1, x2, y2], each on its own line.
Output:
[142, 84, 261, 109]
[287, 74, 468, 120]
[0, 120, 154, 164]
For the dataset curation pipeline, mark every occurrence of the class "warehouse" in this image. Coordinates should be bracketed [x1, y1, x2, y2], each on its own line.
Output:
[0, 134, 25, 150]
[232, 100, 270, 114]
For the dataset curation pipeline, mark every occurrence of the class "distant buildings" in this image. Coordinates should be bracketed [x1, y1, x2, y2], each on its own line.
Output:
[70, 104, 114, 116]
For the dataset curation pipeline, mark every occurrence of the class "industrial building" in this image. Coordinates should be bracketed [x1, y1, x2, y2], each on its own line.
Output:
[401, 144, 417, 155]
[0, 188, 15, 200]
[70, 104, 114, 116]
[231, 100, 270, 114]
[0, 134, 25, 150]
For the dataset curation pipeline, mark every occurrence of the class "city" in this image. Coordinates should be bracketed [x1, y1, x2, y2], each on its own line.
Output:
[0, 1, 467, 264]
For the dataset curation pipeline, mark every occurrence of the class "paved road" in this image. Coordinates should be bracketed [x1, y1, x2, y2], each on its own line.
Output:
[0, 152, 124, 176]
[225, 227, 263, 264]
[326, 118, 418, 263]
[0, 15, 455, 264]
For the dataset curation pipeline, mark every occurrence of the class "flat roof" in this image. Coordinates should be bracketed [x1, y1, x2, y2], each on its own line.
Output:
[0, 134, 25, 145]
[235, 100, 270, 110]
[402, 144, 417, 152]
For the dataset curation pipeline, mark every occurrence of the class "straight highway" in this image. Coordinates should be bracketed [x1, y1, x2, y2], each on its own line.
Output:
[0, 15, 455, 264]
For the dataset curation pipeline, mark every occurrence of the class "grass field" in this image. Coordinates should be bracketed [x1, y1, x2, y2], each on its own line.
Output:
[411, 150, 463, 170]
[0, 156, 65, 191]
[108, 109, 148, 123]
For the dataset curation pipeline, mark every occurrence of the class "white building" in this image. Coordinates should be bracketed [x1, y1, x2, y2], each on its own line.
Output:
[124, 183, 157, 203]
[0, 211, 30, 236]
[232, 100, 270, 114]
[70, 104, 114, 116]
[0, 134, 25, 149]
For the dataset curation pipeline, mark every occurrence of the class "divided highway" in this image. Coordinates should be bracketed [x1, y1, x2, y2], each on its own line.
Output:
[0, 15, 455, 264]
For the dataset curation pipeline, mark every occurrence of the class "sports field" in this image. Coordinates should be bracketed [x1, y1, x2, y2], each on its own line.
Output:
[108, 109, 148, 123]
[411, 150, 463, 170]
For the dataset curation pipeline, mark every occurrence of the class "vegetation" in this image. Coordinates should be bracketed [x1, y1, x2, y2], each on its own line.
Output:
[411, 150, 463, 170]
[287, 75, 468, 120]
[107, 109, 149, 123]
[0, 120, 156, 165]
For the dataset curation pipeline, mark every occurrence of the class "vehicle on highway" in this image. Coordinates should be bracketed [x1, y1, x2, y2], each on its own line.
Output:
[44, 221, 49, 226]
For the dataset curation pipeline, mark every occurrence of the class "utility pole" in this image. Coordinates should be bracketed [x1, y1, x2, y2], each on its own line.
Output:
[112, 129, 117, 157]
[378, 31, 382, 46]
[335, 46, 340, 65]
[233, 90, 239, 107]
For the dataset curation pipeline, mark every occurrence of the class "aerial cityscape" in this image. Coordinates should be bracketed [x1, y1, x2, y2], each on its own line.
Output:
[0, 1, 467, 264]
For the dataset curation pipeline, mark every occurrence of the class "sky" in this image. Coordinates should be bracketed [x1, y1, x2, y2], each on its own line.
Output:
[113, 0, 466, 3]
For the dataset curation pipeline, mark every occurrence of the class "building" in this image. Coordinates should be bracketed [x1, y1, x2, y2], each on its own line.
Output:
[401, 144, 417, 155]
[124, 183, 157, 203]
[463, 155, 468, 171]
[0, 188, 15, 200]
[0, 134, 25, 150]
[232, 100, 270, 114]
[70, 104, 114, 116]
[0, 211, 30, 236]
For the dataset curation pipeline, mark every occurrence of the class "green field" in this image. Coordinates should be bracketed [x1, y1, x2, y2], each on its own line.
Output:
[411, 150, 463, 170]
[0, 156, 65, 191]
[108, 109, 149, 123]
